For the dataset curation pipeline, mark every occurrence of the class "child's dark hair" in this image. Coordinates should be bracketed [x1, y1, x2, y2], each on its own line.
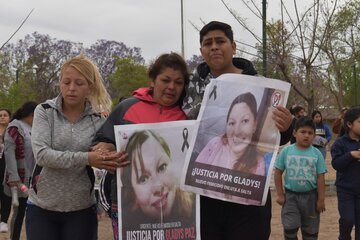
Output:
[290, 105, 304, 116]
[12, 101, 38, 121]
[200, 21, 234, 44]
[294, 116, 315, 131]
[343, 106, 360, 133]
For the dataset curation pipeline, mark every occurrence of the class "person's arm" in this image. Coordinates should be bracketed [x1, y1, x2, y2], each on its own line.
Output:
[330, 139, 356, 171]
[316, 173, 326, 213]
[31, 105, 89, 168]
[32, 105, 125, 171]
[324, 124, 332, 143]
[4, 126, 21, 184]
[274, 168, 285, 206]
[93, 103, 127, 145]
[272, 106, 293, 145]
[280, 124, 293, 145]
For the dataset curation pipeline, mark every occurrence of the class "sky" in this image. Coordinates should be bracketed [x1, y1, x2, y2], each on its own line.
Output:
[0, 0, 311, 63]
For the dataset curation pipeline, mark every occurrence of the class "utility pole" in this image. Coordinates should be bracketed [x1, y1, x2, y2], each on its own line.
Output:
[262, 0, 267, 77]
[181, 0, 185, 58]
[354, 63, 358, 105]
[16, 69, 19, 83]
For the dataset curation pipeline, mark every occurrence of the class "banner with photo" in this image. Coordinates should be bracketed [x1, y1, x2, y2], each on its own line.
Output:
[181, 73, 291, 206]
[115, 121, 199, 240]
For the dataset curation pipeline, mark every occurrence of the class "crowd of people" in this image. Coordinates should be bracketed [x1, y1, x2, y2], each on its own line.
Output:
[0, 20, 358, 240]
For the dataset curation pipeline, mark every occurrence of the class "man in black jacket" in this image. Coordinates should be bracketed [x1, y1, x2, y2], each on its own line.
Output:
[182, 21, 293, 240]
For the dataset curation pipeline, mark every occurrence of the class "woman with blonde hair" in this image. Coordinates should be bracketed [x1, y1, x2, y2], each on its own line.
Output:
[25, 54, 128, 240]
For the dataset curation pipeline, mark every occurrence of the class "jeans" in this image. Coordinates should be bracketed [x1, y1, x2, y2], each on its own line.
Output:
[337, 189, 360, 240]
[26, 204, 98, 240]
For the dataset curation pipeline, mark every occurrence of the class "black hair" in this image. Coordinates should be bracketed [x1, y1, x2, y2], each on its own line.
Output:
[311, 110, 324, 127]
[12, 101, 38, 121]
[148, 52, 190, 106]
[290, 105, 305, 116]
[222, 92, 260, 172]
[294, 116, 315, 131]
[343, 106, 360, 133]
[200, 21, 234, 44]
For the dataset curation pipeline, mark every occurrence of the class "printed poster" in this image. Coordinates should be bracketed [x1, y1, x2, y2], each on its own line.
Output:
[115, 121, 200, 240]
[181, 73, 291, 206]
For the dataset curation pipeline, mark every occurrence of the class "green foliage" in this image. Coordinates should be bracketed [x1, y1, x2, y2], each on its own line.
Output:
[109, 57, 148, 100]
[0, 32, 146, 109]
[0, 80, 37, 113]
[323, 0, 360, 109]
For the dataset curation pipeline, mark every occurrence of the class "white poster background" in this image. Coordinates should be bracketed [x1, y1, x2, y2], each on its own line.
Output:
[181, 73, 291, 206]
[115, 121, 200, 240]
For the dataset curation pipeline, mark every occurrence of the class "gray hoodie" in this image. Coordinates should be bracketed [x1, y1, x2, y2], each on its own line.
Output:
[29, 96, 105, 212]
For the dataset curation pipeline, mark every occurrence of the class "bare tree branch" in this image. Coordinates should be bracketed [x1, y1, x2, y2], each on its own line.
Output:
[221, 0, 262, 43]
[0, 9, 34, 50]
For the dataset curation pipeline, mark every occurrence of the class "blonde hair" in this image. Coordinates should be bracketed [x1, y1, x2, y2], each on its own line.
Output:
[60, 54, 112, 113]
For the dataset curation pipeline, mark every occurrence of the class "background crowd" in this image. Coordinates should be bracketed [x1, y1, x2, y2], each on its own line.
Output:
[0, 20, 358, 240]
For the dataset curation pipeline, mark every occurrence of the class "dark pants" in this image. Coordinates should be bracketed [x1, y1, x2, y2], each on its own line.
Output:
[10, 197, 27, 240]
[337, 189, 360, 240]
[26, 204, 98, 240]
[0, 158, 11, 223]
[0, 187, 11, 223]
[282, 189, 319, 240]
[200, 191, 272, 240]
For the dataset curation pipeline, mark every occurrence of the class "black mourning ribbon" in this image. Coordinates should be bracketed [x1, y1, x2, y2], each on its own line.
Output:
[209, 85, 217, 100]
[181, 128, 189, 152]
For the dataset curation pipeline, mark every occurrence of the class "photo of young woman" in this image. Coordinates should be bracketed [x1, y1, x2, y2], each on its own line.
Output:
[121, 130, 195, 226]
[182, 74, 290, 206]
[196, 92, 266, 176]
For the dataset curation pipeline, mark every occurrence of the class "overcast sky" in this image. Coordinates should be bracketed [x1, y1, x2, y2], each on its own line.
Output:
[0, 0, 311, 63]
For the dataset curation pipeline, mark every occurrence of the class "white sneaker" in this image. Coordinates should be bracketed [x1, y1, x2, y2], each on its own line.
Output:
[0, 222, 8, 232]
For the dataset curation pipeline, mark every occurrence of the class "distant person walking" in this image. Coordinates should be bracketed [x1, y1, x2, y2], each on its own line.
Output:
[332, 107, 348, 137]
[0, 108, 11, 233]
[312, 110, 332, 159]
[289, 105, 306, 144]
[3, 101, 37, 240]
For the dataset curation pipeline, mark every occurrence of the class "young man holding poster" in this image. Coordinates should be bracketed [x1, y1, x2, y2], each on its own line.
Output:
[183, 21, 293, 240]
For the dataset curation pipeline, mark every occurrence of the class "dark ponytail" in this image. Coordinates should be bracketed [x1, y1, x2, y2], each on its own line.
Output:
[12, 101, 38, 121]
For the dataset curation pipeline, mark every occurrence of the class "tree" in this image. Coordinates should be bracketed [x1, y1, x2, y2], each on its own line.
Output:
[86, 40, 145, 98]
[0, 33, 147, 110]
[320, 0, 360, 109]
[186, 54, 203, 72]
[221, 0, 343, 114]
[0, 32, 82, 107]
[109, 57, 148, 102]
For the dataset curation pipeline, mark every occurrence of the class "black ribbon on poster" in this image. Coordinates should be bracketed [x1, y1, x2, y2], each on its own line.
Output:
[181, 128, 189, 152]
[209, 85, 217, 100]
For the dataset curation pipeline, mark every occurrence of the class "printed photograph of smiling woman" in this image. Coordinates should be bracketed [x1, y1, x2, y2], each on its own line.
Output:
[114, 121, 199, 240]
[183, 74, 290, 205]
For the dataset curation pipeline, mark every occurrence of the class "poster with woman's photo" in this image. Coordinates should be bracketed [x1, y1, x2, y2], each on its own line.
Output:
[181, 73, 291, 206]
[114, 121, 199, 240]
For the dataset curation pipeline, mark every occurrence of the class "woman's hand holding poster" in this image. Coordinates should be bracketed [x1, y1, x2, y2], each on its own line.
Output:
[181, 73, 290, 206]
[115, 121, 199, 240]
